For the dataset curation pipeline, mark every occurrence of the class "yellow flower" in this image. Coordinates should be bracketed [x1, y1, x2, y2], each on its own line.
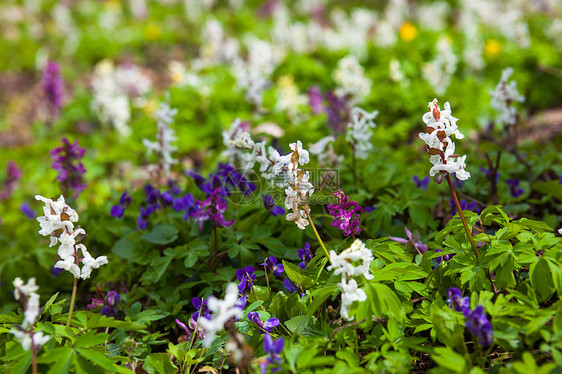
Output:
[399, 22, 418, 42]
[485, 40, 502, 56]
[145, 24, 162, 41]
[142, 99, 158, 115]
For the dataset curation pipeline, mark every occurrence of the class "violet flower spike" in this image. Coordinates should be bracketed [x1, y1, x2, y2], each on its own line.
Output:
[50, 138, 87, 198]
[42, 60, 64, 112]
[192, 188, 234, 230]
[326, 189, 363, 237]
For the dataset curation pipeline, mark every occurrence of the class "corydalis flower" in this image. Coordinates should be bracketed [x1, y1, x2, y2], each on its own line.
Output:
[110, 192, 131, 219]
[419, 99, 470, 181]
[327, 239, 373, 320]
[248, 312, 279, 334]
[87, 290, 119, 317]
[50, 138, 87, 198]
[0, 161, 22, 200]
[143, 95, 178, 178]
[198, 283, 244, 347]
[35, 195, 107, 279]
[327, 189, 363, 237]
[490, 67, 524, 127]
[192, 188, 234, 230]
[346, 107, 378, 160]
[389, 226, 428, 256]
[11, 278, 50, 351]
[42, 61, 64, 112]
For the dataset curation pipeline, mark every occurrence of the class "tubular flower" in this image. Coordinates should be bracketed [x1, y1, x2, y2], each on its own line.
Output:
[327, 189, 363, 237]
[490, 67, 524, 127]
[419, 99, 470, 181]
[11, 278, 50, 351]
[50, 138, 87, 197]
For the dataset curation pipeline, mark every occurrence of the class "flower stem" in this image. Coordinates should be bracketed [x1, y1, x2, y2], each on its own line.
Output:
[250, 282, 267, 312]
[31, 330, 37, 374]
[263, 265, 271, 292]
[67, 277, 78, 327]
[305, 210, 331, 264]
[446, 175, 479, 260]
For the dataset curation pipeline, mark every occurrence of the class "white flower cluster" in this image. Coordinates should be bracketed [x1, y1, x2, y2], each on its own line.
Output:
[419, 99, 470, 180]
[11, 278, 50, 351]
[309, 136, 343, 167]
[333, 55, 372, 105]
[198, 283, 244, 348]
[490, 67, 525, 127]
[422, 37, 458, 96]
[91, 60, 152, 137]
[35, 195, 108, 279]
[143, 95, 178, 177]
[199, 18, 239, 67]
[284, 141, 314, 230]
[346, 107, 378, 160]
[327, 239, 374, 321]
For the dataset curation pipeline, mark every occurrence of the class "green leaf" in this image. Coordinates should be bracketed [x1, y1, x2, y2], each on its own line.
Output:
[76, 348, 117, 372]
[143, 352, 178, 374]
[74, 331, 110, 348]
[431, 347, 466, 373]
[43, 348, 73, 374]
[282, 260, 315, 288]
[285, 315, 315, 334]
[142, 224, 179, 245]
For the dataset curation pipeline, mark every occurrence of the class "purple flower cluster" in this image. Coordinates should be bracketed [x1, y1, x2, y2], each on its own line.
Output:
[298, 243, 313, 269]
[263, 194, 285, 217]
[449, 198, 479, 216]
[236, 266, 256, 296]
[307, 87, 349, 135]
[50, 138, 87, 198]
[192, 188, 234, 230]
[189, 163, 256, 199]
[413, 175, 430, 190]
[42, 61, 64, 112]
[506, 178, 524, 198]
[248, 312, 279, 334]
[389, 227, 428, 256]
[87, 291, 119, 317]
[0, 161, 22, 200]
[327, 189, 363, 237]
[261, 256, 284, 277]
[261, 335, 284, 374]
[111, 192, 132, 219]
[447, 287, 493, 346]
[434, 248, 455, 265]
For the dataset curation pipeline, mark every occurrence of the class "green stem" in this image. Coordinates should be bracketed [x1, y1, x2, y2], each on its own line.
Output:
[264, 265, 271, 292]
[67, 277, 78, 327]
[446, 175, 479, 260]
[251, 282, 267, 312]
[305, 210, 331, 265]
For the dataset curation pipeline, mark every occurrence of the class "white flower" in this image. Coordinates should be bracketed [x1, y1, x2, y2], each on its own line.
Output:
[288, 140, 310, 166]
[80, 253, 108, 280]
[490, 67, 524, 127]
[198, 283, 244, 348]
[143, 94, 178, 177]
[58, 228, 85, 259]
[333, 55, 371, 105]
[339, 278, 367, 320]
[285, 210, 310, 230]
[35, 195, 78, 237]
[12, 278, 39, 300]
[309, 136, 343, 167]
[23, 293, 40, 327]
[54, 257, 81, 279]
[346, 107, 378, 159]
[328, 239, 374, 280]
[422, 37, 458, 96]
[10, 329, 50, 351]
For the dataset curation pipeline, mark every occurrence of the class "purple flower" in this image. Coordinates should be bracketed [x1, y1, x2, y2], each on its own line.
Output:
[173, 193, 196, 221]
[192, 188, 234, 230]
[327, 189, 363, 237]
[559, 173, 562, 185]
[0, 161, 22, 200]
[236, 266, 256, 296]
[389, 227, 428, 255]
[449, 198, 479, 216]
[434, 248, 455, 264]
[51, 266, 64, 276]
[297, 243, 312, 269]
[446, 287, 470, 315]
[283, 278, 304, 297]
[176, 318, 205, 341]
[324, 91, 349, 135]
[107, 291, 119, 306]
[191, 297, 211, 321]
[20, 203, 35, 220]
[111, 192, 131, 219]
[248, 312, 279, 334]
[413, 175, 430, 190]
[364, 206, 377, 213]
[466, 305, 493, 346]
[261, 335, 284, 374]
[261, 256, 284, 277]
[42, 61, 64, 112]
[480, 167, 499, 182]
[308, 86, 324, 115]
[263, 194, 285, 217]
[506, 178, 524, 198]
[50, 138, 87, 198]
[87, 291, 119, 317]
[218, 163, 256, 197]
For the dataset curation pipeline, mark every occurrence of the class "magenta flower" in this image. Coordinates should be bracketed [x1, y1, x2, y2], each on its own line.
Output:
[50, 138, 87, 198]
[42, 61, 64, 112]
[327, 189, 363, 237]
[192, 188, 234, 230]
[388, 227, 428, 256]
[0, 161, 22, 200]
